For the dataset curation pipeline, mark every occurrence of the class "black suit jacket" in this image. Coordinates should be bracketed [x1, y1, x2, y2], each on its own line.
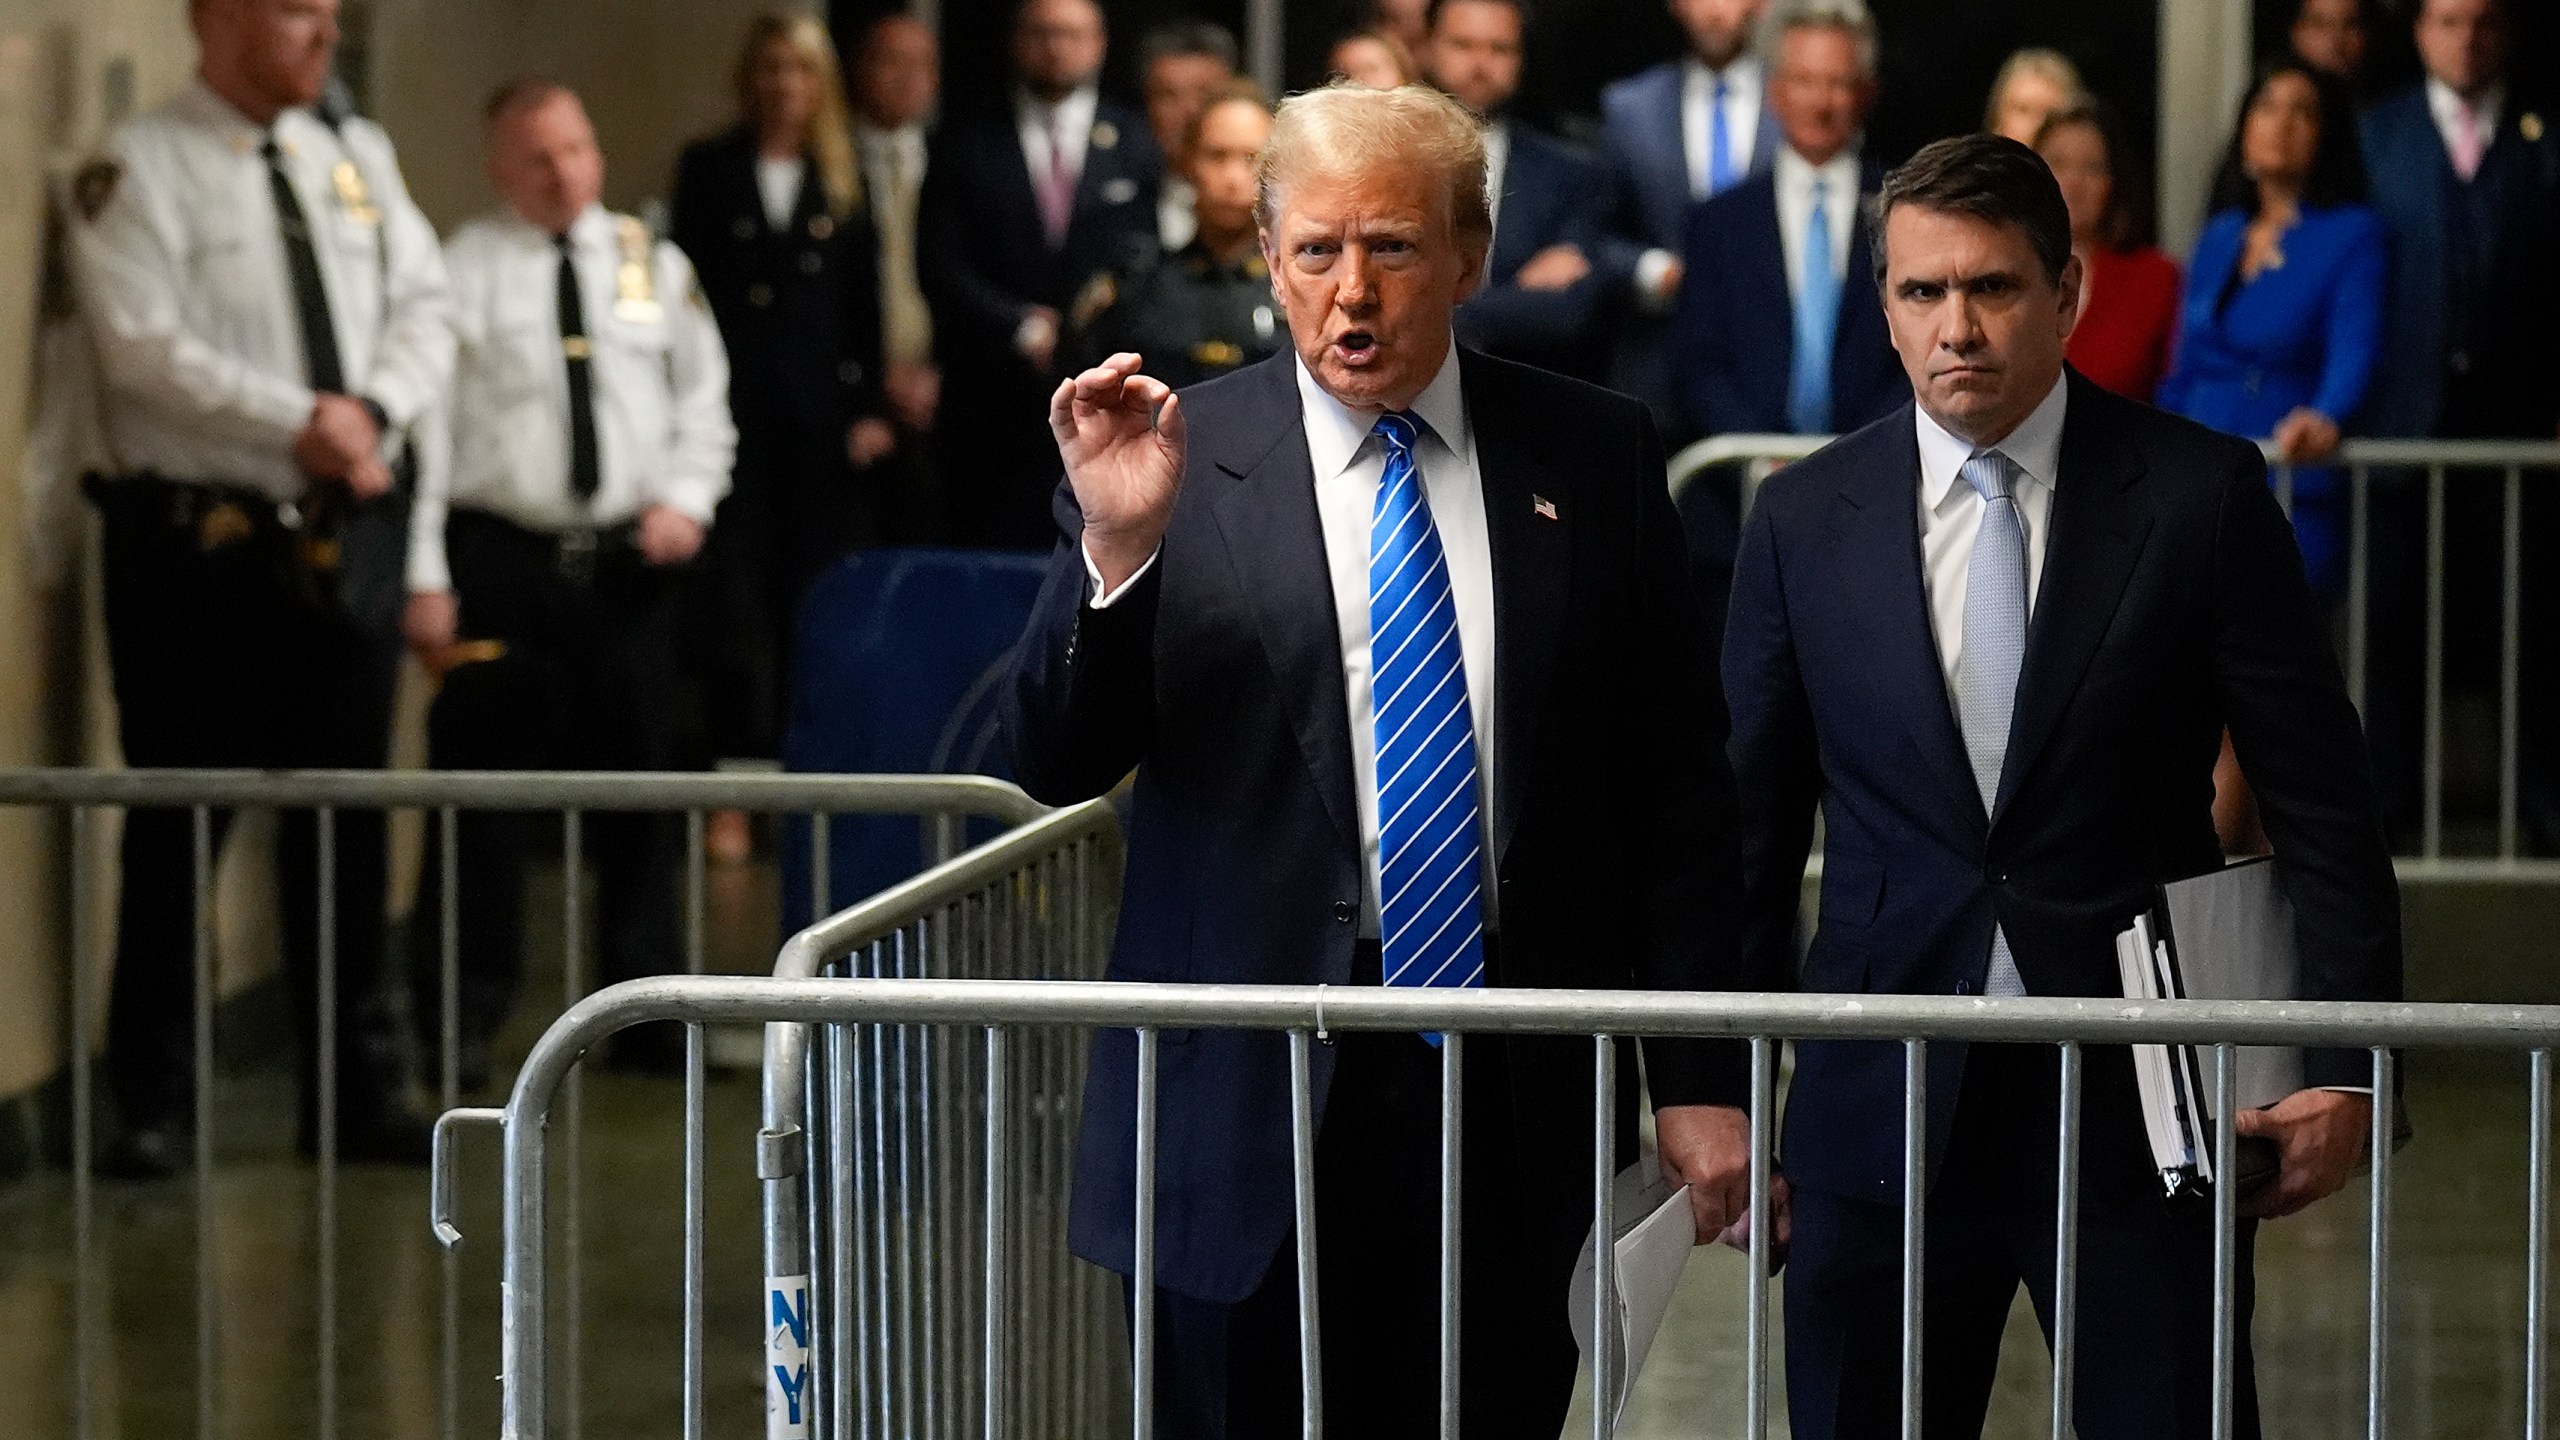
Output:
[918, 97, 1163, 374]
[1003, 347, 1743, 1303]
[669, 126, 885, 445]
[1724, 371, 2403, 1203]
[1671, 165, 1908, 438]
[1453, 124, 1610, 381]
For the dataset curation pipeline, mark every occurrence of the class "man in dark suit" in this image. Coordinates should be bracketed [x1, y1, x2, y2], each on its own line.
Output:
[1423, 0, 1613, 381]
[1595, 0, 1776, 443]
[1006, 79, 1755, 1440]
[1724, 134, 2403, 1439]
[920, 0, 1161, 548]
[1671, 5, 1905, 442]
[2356, 0, 2560, 845]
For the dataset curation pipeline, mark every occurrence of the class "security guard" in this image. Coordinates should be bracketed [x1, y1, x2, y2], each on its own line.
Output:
[70, 0, 452, 1175]
[1065, 82, 1280, 390]
[406, 79, 735, 1086]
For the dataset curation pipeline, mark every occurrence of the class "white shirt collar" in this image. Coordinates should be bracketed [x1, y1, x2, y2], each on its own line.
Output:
[1775, 142, 1860, 196]
[1682, 53, 1761, 96]
[1019, 86, 1098, 135]
[2426, 76, 2505, 143]
[1295, 338, 1471, 483]
[1918, 370, 2069, 513]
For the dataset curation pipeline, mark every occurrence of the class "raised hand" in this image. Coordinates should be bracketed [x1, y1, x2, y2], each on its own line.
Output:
[1048, 352, 1185, 591]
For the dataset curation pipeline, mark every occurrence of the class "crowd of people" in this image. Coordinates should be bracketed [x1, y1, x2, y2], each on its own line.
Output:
[55, 0, 2553, 1181]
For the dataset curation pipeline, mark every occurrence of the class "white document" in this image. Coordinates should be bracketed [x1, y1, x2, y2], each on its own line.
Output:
[1567, 1153, 1696, 1427]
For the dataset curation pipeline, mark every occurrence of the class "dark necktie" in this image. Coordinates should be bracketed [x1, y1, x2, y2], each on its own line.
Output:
[555, 233, 601, 503]
[261, 136, 344, 394]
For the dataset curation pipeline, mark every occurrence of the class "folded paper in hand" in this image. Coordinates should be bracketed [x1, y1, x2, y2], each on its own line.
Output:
[1567, 1151, 1694, 1428]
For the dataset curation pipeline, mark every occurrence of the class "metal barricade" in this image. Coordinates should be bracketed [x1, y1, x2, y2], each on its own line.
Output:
[476, 970, 2560, 1440]
[1671, 434, 2560, 880]
[3, 767, 1047, 1440]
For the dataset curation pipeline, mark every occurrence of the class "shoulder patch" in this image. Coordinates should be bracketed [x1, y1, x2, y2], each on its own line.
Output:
[72, 159, 122, 221]
[1070, 271, 1118, 330]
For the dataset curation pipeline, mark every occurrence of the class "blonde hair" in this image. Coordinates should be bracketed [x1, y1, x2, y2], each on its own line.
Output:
[1256, 81, 1490, 253]
[735, 12, 863, 219]
[1984, 47, 2091, 132]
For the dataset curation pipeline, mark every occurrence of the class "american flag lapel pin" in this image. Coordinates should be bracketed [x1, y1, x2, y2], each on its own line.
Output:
[1532, 494, 1559, 521]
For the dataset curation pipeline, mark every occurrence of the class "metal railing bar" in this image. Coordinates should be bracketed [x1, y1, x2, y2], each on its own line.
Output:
[682, 808, 705, 1440]
[1899, 1039, 1925, 1440]
[2211, 1044, 2238, 1440]
[69, 805, 96, 1440]
[440, 804, 464, 1440]
[984, 1024, 1008, 1440]
[2050, 1042, 2082, 1440]
[317, 805, 340, 1440]
[2532, 1049, 2552, 1440]
[560, 809, 583, 1440]
[1134, 1026, 1160, 1440]
[192, 804, 217, 1440]
[0, 767, 1048, 818]
[1439, 1030, 1462, 1440]
[1592, 1034, 1618, 1440]
[1746, 1035, 1774, 1440]
[1290, 1029, 1324, 1440]
[2367, 1045, 2394, 1440]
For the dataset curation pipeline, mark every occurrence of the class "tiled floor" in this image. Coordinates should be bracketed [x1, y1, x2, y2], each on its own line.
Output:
[1, 855, 2552, 1438]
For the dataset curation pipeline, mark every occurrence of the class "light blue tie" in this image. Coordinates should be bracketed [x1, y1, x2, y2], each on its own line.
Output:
[1957, 450, 2029, 998]
[1707, 75, 1737, 196]
[1370, 413, 1487, 1010]
[1787, 176, 1839, 436]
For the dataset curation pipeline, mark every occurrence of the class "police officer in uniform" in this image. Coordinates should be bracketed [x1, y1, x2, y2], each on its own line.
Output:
[70, 0, 452, 1175]
[407, 79, 735, 1086]
[1065, 83, 1280, 390]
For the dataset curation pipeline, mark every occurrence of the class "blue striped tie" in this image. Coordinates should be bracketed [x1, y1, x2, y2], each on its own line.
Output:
[1370, 413, 1487, 1006]
[1957, 450, 2029, 998]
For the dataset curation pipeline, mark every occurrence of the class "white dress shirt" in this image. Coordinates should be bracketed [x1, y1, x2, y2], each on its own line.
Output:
[1682, 54, 1763, 200]
[2426, 77, 2505, 165]
[1016, 86, 1099, 197]
[1916, 372, 2066, 699]
[1482, 121, 1512, 234]
[755, 154, 806, 230]
[1773, 144, 1861, 306]
[1159, 176, 1198, 252]
[413, 205, 736, 591]
[1086, 343, 1499, 934]
[71, 79, 455, 502]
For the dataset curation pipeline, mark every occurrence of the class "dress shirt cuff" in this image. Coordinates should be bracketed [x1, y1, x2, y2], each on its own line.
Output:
[1633, 249, 1681, 313]
[653, 478, 724, 528]
[259, 381, 323, 446]
[1083, 540, 1161, 609]
[405, 496, 452, 594]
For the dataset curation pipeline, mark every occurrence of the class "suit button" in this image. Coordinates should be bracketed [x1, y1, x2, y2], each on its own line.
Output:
[1331, 901, 1356, 924]
[748, 283, 774, 307]
[1989, 870, 2009, 885]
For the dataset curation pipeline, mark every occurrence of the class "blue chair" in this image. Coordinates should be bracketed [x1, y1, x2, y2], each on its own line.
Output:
[779, 547, 1051, 930]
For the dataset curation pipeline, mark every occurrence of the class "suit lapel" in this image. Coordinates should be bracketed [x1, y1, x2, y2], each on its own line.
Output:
[1206, 359, 1361, 851]
[1838, 413, 1987, 837]
[1461, 351, 1572, 864]
[1991, 376, 2154, 824]
[1642, 76, 1691, 244]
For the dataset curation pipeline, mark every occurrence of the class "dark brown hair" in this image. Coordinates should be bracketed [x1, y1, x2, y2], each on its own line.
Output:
[1870, 132, 2074, 288]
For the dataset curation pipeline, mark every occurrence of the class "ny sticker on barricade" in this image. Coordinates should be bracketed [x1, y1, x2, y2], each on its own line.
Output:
[768, 1273, 811, 1439]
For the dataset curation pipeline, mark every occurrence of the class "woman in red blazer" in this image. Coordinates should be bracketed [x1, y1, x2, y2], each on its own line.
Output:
[2039, 105, 2182, 402]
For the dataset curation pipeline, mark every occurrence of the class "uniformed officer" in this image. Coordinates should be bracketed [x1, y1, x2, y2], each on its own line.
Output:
[406, 79, 735, 1086]
[70, 0, 453, 1176]
[1065, 82, 1280, 390]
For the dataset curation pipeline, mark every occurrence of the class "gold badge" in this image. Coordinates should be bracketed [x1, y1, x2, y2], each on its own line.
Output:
[331, 159, 381, 226]
[2525, 113, 2546, 144]
[1190, 339, 1243, 369]
[562, 335, 593, 361]
[299, 535, 342, 574]
[1091, 120, 1117, 151]
[72, 158, 122, 221]
[197, 501, 253, 552]
[809, 213, 835, 240]
[1069, 271, 1117, 330]
[612, 214, 663, 324]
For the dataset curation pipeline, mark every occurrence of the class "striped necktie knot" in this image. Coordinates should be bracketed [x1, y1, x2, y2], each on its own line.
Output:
[1961, 449, 2019, 504]
[1373, 410, 1420, 458]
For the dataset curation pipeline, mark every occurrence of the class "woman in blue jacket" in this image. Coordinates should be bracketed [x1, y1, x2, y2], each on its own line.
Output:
[2160, 56, 2384, 597]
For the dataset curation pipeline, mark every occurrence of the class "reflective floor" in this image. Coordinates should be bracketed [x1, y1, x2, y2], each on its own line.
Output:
[0, 855, 2551, 1438]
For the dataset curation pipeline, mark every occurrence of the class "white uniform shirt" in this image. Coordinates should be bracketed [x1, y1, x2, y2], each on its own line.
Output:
[1773, 144, 1861, 305]
[1916, 373, 2066, 699]
[1085, 343, 1499, 935]
[71, 80, 454, 503]
[413, 205, 735, 592]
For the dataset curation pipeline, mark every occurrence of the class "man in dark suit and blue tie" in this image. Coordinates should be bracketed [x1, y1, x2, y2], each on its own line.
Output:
[1671, 4, 1906, 443]
[1595, 0, 1776, 443]
[919, 0, 1162, 548]
[1425, 0, 1614, 381]
[1007, 79, 1757, 1439]
[2355, 0, 2560, 846]
[1724, 134, 2404, 1438]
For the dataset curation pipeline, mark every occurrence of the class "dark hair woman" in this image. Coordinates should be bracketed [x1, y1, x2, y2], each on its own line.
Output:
[2036, 104, 2181, 403]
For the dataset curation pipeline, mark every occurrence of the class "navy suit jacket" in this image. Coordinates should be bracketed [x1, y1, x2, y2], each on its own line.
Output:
[1453, 124, 1611, 380]
[1004, 348, 1743, 1303]
[1724, 372, 2403, 1202]
[1594, 60, 1779, 440]
[1672, 165, 1907, 439]
[918, 98, 1163, 376]
[2357, 85, 2560, 438]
